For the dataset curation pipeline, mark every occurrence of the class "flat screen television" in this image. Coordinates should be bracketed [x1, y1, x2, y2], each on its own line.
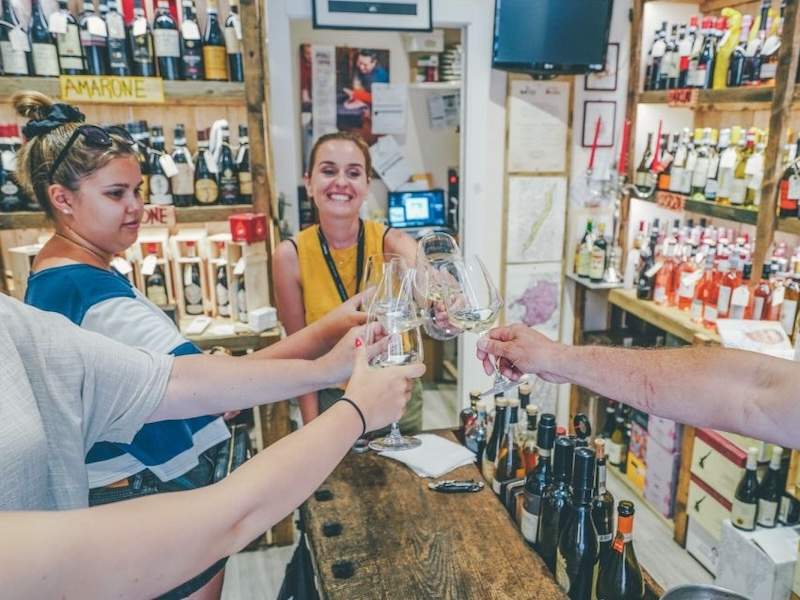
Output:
[493, 0, 614, 75]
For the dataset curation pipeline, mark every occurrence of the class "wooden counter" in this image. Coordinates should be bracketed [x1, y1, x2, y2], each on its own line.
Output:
[302, 432, 567, 600]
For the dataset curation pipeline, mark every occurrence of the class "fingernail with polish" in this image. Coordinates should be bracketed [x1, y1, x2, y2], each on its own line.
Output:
[355, 338, 363, 348]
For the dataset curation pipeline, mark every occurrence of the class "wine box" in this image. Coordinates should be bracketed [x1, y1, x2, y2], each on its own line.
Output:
[629, 421, 648, 461]
[648, 415, 682, 453]
[228, 212, 268, 244]
[794, 538, 800, 597]
[170, 229, 211, 319]
[133, 229, 176, 307]
[205, 233, 233, 319]
[691, 429, 747, 505]
[8, 244, 42, 300]
[717, 519, 799, 600]
[644, 437, 680, 518]
[686, 513, 724, 575]
[226, 241, 270, 326]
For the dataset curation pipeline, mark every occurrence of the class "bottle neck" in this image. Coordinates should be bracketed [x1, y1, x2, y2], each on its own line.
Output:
[615, 515, 634, 549]
[596, 458, 607, 493]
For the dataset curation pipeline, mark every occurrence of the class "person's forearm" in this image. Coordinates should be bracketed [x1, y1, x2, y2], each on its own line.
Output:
[247, 320, 329, 361]
[1, 404, 361, 600]
[299, 391, 320, 424]
[152, 355, 335, 421]
[549, 345, 796, 447]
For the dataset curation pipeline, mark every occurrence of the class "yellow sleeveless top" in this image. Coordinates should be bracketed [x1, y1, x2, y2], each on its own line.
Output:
[296, 220, 386, 325]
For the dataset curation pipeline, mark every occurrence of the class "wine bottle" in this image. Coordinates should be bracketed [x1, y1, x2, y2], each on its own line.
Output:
[757, 446, 784, 528]
[592, 438, 615, 568]
[458, 390, 480, 444]
[0, 126, 26, 212]
[606, 407, 627, 469]
[589, 223, 608, 283]
[30, 0, 60, 77]
[130, 0, 156, 77]
[218, 124, 240, 205]
[732, 447, 760, 531]
[465, 401, 488, 460]
[183, 242, 204, 315]
[601, 401, 616, 439]
[538, 436, 576, 572]
[523, 404, 539, 474]
[1, 0, 31, 75]
[236, 124, 252, 205]
[194, 129, 218, 205]
[148, 127, 173, 206]
[129, 121, 150, 204]
[203, 0, 228, 80]
[520, 413, 557, 548]
[153, 0, 180, 80]
[144, 244, 169, 306]
[171, 124, 195, 207]
[236, 274, 247, 323]
[596, 501, 645, 600]
[224, 0, 244, 81]
[494, 400, 526, 496]
[556, 447, 598, 600]
[179, 0, 203, 80]
[216, 262, 230, 317]
[105, 0, 130, 75]
[53, 0, 85, 75]
[518, 381, 531, 411]
[481, 397, 508, 486]
[78, 0, 108, 75]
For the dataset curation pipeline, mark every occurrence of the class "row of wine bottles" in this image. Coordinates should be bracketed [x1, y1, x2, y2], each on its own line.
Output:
[0, 118, 252, 212]
[460, 393, 645, 600]
[0, 0, 243, 81]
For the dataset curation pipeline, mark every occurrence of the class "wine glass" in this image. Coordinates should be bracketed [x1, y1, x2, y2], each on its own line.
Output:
[366, 265, 425, 452]
[442, 255, 519, 398]
[361, 253, 404, 309]
[414, 232, 463, 340]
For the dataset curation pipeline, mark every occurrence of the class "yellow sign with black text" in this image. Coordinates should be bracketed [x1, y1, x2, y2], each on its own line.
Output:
[59, 76, 165, 104]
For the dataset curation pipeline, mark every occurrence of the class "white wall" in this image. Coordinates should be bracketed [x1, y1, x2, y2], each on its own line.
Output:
[267, 0, 508, 405]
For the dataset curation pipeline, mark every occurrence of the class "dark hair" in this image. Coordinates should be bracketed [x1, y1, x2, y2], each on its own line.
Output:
[307, 131, 372, 177]
[12, 91, 137, 218]
[357, 50, 378, 62]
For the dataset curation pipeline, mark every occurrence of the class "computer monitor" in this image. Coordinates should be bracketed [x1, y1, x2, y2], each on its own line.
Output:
[387, 189, 447, 229]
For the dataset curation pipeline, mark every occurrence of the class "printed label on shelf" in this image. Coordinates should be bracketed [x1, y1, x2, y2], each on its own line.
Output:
[141, 204, 176, 227]
[655, 191, 685, 211]
[667, 88, 698, 107]
[48, 11, 68, 34]
[60, 75, 165, 104]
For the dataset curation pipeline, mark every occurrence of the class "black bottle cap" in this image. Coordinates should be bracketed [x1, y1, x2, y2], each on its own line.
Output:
[571, 447, 596, 493]
[617, 500, 635, 517]
[537, 413, 556, 450]
[573, 413, 592, 441]
[553, 436, 576, 480]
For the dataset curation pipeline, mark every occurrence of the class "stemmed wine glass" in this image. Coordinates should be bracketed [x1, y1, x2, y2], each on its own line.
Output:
[414, 232, 463, 340]
[365, 258, 425, 452]
[442, 255, 520, 398]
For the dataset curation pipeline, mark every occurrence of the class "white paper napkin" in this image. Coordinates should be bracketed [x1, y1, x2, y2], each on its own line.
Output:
[378, 433, 476, 478]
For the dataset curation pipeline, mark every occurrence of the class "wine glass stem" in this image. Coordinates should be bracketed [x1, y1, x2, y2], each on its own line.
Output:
[389, 422, 402, 441]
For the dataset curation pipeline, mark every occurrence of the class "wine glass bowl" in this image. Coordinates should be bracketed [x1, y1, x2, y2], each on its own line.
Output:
[414, 232, 464, 340]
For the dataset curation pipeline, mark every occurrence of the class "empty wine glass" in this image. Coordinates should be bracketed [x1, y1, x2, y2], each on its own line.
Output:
[361, 253, 404, 310]
[414, 232, 463, 340]
[442, 255, 520, 398]
[366, 265, 425, 452]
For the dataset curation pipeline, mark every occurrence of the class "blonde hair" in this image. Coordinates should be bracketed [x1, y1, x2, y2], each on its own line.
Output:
[307, 131, 372, 177]
[12, 91, 137, 218]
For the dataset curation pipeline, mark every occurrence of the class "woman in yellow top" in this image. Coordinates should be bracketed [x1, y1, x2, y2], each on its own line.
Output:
[273, 131, 423, 431]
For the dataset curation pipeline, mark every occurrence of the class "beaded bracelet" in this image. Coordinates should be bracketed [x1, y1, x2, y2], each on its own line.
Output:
[339, 397, 366, 438]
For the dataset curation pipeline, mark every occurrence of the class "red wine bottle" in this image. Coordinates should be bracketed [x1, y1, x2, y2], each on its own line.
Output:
[1, 0, 31, 75]
[153, 0, 180, 80]
[130, 0, 156, 77]
[30, 0, 60, 77]
[78, 0, 108, 75]
[520, 413, 557, 548]
[179, 0, 204, 80]
[224, 0, 244, 81]
[53, 0, 85, 75]
[538, 436, 576, 572]
[105, 0, 130, 75]
[596, 501, 644, 600]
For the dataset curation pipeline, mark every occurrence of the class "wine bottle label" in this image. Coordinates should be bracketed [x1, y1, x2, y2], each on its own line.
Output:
[140, 174, 150, 204]
[597, 532, 613, 543]
[757, 499, 779, 527]
[730, 179, 747, 205]
[57, 25, 84, 70]
[589, 251, 605, 280]
[171, 164, 194, 196]
[106, 17, 126, 40]
[238, 170, 252, 195]
[132, 34, 153, 64]
[149, 174, 173, 205]
[108, 38, 129, 70]
[679, 271, 702, 299]
[182, 44, 203, 78]
[753, 297, 766, 320]
[703, 305, 717, 325]
[779, 496, 791, 524]
[717, 287, 732, 315]
[781, 300, 798, 335]
[788, 176, 800, 201]
[219, 170, 239, 202]
[481, 460, 496, 485]
[492, 478, 501, 495]
[79, 25, 106, 47]
[653, 285, 666, 305]
[520, 502, 541, 544]
[555, 552, 570, 593]
[147, 282, 168, 306]
[217, 282, 229, 305]
[181, 20, 201, 40]
[691, 158, 710, 188]
[224, 26, 241, 54]
[0, 41, 29, 74]
[154, 29, 180, 58]
[760, 63, 777, 80]
[577, 251, 591, 277]
[195, 178, 219, 205]
[32, 43, 60, 76]
[203, 46, 228, 80]
[606, 440, 623, 466]
[731, 498, 757, 530]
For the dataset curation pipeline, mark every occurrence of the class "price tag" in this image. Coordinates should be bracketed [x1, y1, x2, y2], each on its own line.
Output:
[133, 17, 148, 37]
[772, 286, 785, 307]
[111, 256, 133, 275]
[667, 88, 697, 107]
[87, 15, 107, 37]
[159, 154, 179, 178]
[10, 26, 30, 52]
[181, 20, 200, 40]
[141, 254, 158, 276]
[48, 11, 68, 34]
[645, 262, 663, 278]
[234, 257, 246, 276]
[655, 191, 686, 211]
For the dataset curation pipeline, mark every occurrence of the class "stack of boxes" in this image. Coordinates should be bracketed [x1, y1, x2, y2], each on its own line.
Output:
[644, 416, 682, 518]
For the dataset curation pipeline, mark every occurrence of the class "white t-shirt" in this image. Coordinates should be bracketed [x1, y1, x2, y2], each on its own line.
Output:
[0, 295, 173, 511]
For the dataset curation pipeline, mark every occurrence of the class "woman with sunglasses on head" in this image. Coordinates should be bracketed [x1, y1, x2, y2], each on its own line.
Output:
[13, 91, 363, 600]
[272, 131, 424, 432]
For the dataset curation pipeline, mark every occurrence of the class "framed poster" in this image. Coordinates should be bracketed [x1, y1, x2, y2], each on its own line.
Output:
[581, 101, 616, 148]
[505, 176, 567, 264]
[504, 262, 562, 342]
[584, 43, 620, 91]
[507, 80, 569, 173]
[312, 0, 433, 32]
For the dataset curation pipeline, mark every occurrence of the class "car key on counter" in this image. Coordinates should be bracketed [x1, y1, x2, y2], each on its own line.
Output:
[428, 479, 485, 493]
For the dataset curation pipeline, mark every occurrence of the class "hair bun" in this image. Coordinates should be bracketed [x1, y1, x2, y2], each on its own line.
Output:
[21, 102, 85, 139]
[11, 90, 55, 121]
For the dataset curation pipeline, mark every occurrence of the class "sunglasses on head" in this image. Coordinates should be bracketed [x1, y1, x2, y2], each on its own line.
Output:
[48, 125, 137, 184]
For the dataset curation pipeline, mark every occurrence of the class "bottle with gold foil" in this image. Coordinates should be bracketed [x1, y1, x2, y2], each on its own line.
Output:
[194, 129, 219, 205]
[203, 0, 228, 81]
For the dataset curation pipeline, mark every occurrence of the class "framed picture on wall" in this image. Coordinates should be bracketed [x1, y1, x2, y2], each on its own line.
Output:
[312, 0, 433, 32]
[581, 101, 616, 148]
[584, 43, 619, 91]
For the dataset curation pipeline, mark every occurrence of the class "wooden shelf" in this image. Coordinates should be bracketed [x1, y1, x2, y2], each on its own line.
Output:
[565, 271, 624, 291]
[778, 217, 800, 236]
[638, 86, 775, 108]
[0, 76, 245, 106]
[407, 81, 461, 90]
[0, 204, 252, 230]
[608, 288, 721, 345]
[634, 193, 759, 226]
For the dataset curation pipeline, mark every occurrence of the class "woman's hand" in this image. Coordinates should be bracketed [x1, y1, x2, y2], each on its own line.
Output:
[344, 338, 425, 432]
[476, 323, 569, 384]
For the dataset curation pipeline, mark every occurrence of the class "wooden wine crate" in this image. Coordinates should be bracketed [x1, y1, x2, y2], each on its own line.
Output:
[170, 229, 210, 319]
[133, 228, 176, 307]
